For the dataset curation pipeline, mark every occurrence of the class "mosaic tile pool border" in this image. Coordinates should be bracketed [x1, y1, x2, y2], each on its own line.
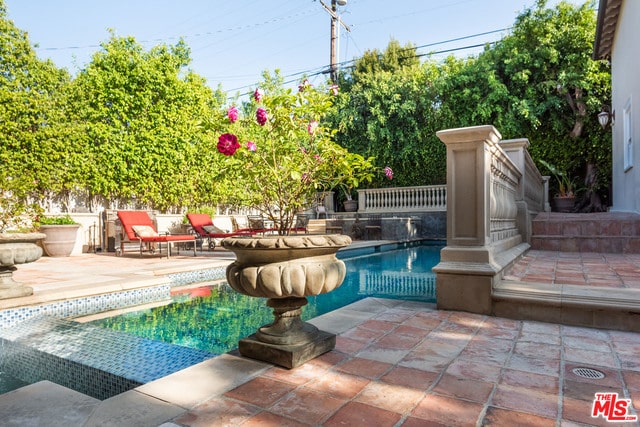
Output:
[0, 267, 227, 329]
[0, 317, 214, 400]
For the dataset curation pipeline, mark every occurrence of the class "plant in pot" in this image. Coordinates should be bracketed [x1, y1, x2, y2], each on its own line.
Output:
[209, 78, 392, 367]
[539, 159, 577, 213]
[333, 152, 390, 212]
[0, 195, 45, 299]
[38, 214, 81, 257]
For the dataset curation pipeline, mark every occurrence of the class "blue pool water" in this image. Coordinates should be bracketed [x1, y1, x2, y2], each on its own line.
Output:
[90, 243, 442, 355]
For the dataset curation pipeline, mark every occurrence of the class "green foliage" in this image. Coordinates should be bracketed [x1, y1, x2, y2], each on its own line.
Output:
[538, 159, 576, 197]
[65, 32, 225, 211]
[207, 77, 385, 234]
[0, 1, 73, 208]
[38, 214, 79, 226]
[331, 55, 445, 187]
[0, 0, 612, 216]
[436, 0, 610, 188]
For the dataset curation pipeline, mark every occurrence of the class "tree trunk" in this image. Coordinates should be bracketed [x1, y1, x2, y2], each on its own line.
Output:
[573, 162, 607, 213]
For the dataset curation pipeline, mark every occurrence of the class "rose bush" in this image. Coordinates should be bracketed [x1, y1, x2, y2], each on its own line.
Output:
[213, 80, 391, 235]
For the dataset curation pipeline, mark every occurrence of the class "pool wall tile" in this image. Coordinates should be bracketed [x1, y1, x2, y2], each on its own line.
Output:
[0, 267, 226, 330]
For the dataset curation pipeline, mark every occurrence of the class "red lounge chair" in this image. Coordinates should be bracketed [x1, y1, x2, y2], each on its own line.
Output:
[116, 210, 196, 258]
[186, 213, 254, 250]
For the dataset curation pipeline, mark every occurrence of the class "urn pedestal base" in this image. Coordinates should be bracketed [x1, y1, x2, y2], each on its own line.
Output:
[0, 268, 33, 299]
[239, 330, 336, 369]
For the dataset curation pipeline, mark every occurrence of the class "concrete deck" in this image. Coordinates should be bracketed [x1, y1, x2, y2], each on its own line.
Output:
[1, 245, 639, 426]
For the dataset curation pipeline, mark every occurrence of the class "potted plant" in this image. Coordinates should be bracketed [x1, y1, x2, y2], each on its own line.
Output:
[539, 159, 577, 212]
[210, 79, 392, 367]
[38, 214, 81, 257]
[0, 196, 45, 299]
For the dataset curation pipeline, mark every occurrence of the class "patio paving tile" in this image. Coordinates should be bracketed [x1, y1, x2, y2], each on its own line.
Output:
[323, 401, 402, 427]
[410, 393, 484, 426]
[431, 373, 494, 403]
[491, 383, 559, 419]
[5, 246, 640, 425]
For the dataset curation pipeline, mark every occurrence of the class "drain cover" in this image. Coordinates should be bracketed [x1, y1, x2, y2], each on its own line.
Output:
[572, 367, 605, 379]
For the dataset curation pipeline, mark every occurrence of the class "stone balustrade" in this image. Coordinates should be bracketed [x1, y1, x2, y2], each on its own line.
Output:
[357, 185, 447, 213]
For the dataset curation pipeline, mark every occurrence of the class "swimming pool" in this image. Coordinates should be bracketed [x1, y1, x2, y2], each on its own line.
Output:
[90, 243, 441, 355]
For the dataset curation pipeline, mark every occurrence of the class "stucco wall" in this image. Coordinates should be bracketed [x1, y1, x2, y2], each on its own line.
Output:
[611, 0, 640, 213]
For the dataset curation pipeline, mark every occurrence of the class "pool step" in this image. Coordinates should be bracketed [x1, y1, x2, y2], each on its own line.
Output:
[0, 316, 214, 400]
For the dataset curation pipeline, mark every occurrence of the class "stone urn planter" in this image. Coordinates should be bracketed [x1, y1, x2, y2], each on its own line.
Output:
[222, 234, 351, 368]
[0, 232, 46, 299]
[39, 224, 80, 257]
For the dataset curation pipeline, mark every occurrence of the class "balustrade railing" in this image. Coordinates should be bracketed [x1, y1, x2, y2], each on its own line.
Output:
[357, 185, 447, 213]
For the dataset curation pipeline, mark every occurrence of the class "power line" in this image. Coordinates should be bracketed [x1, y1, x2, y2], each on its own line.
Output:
[223, 37, 503, 97]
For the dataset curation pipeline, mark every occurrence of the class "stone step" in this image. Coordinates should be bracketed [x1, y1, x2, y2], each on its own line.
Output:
[492, 280, 640, 332]
[530, 211, 640, 253]
[0, 380, 100, 427]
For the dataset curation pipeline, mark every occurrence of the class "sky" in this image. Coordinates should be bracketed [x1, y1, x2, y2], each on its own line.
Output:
[5, 0, 583, 97]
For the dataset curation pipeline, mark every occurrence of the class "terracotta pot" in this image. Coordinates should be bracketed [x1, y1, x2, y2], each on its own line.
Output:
[0, 232, 46, 299]
[343, 199, 358, 212]
[553, 196, 575, 213]
[40, 224, 80, 257]
[221, 234, 351, 368]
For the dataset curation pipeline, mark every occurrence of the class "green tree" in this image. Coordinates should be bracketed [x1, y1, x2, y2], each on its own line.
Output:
[66, 33, 225, 211]
[331, 43, 445, 188]
[438, 0, 611, 207]
[0, 0, 73, 223]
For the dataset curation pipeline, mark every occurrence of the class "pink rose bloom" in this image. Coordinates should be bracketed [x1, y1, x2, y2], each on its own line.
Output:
[253, 88, 264, 102]
[246, 141, 257, 152]
[298, 79, 311, 92]
[217, 133, 240, 156]
[227, 106, 238, 123]
[307, 120, 319, 135]
[384, 166, 394, 180]
[330, 84, 339, 95]
[256, 107, 268, 126]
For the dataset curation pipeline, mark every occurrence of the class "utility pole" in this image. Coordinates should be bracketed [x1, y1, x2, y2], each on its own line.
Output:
[320, 0, 350, 83]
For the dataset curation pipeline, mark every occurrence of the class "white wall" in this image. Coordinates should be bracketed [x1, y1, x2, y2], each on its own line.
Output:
[611, 0, 640, 213]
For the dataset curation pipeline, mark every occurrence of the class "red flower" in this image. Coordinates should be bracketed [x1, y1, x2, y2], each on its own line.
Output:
[217, 133, 240, 156]
[227, 106, 238, 123]
[256, 108, 268, 126]
[253, 88, 264, 102]
[384, 166, 394, 180]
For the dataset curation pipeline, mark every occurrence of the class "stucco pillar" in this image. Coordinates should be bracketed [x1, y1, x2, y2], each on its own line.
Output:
[433, 125, 504, 314]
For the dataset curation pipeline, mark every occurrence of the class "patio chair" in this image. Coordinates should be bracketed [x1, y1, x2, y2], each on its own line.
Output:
[116, 210, 196, 258]
[186, 213, 254, 251]
[325, 214, 344, 234]
[247, 214, 278, 235]
[290, 214, 310, 234]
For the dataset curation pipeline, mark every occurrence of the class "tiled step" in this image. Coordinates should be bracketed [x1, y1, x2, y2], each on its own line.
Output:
[531, 212, 640, 253]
